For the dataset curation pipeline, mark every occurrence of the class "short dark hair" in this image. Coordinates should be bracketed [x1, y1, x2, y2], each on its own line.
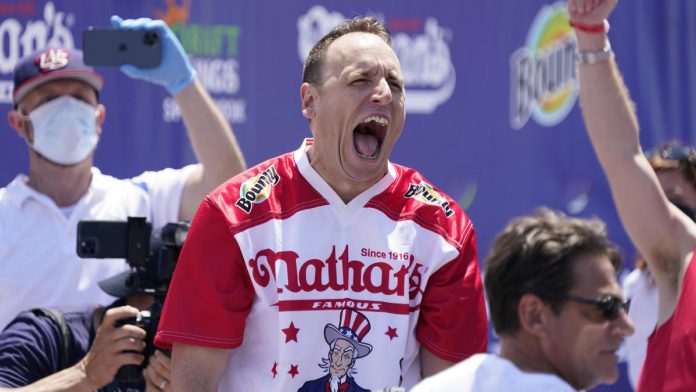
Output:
[302, 16, 392, 86]
[484, 208, 622, 336]
[647, 141, 696, 192]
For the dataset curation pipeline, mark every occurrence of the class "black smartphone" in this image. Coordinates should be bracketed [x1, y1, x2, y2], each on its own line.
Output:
[76, 218, 151, 261]
[83, 28, 162, 68]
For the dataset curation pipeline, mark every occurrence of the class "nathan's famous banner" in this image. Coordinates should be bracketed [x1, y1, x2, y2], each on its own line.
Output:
[2, 2, 695, 391]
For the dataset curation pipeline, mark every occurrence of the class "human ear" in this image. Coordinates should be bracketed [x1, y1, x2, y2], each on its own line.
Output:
[7, 110, 27, 138]
[300, 83, 317, 119]
[7, 109, 35, 143]
[518, 293, 552, 338]
[96, 104, 106, 136]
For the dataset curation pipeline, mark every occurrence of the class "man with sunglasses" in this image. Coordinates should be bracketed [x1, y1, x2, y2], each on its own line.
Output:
[572, 0, 696, 390]
[412, 208, 634, 391]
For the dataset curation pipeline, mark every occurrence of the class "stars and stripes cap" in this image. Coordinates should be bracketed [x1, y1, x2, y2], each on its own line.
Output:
[13, 47, 103, 104]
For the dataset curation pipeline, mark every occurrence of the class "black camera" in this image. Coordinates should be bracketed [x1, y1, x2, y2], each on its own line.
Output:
[112, 305, 163, 382]
[76, 217, 189, 382]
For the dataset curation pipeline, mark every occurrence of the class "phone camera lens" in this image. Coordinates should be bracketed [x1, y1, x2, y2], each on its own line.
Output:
[79, 238, 98, 256]
[143, 31, 159, 46]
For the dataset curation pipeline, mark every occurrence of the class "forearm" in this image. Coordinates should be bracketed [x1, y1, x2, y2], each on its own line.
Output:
[174, 79, 246, 187]
[173, 79, 247, 220]
[577, 32, 641, 167]
[0, 364, 97, 392]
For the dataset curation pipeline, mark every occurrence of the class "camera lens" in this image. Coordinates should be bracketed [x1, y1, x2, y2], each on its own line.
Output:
[78, 238, 98, 257]
[143, 31, 159, 46]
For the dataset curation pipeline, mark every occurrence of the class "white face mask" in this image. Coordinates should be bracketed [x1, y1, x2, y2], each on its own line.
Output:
[26, 96, 100, 165]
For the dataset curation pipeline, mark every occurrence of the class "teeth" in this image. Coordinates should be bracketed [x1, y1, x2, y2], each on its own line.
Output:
[363, 115, 388, 126]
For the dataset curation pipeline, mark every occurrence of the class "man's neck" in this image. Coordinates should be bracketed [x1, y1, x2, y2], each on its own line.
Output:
[27, 154, 93, 207]
[306, 147, 385, 204]
[323, 175, 375, 204]
[499, 335, 558, 376]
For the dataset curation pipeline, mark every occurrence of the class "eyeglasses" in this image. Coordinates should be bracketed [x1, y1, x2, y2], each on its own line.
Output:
[646, 144, 696, 163]
[536, 293, 631, 321]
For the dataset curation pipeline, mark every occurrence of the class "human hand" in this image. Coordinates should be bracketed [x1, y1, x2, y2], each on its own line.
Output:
[77, 306, 146, 388]
[110, 15, 197, 94]
[567, 0, 618, 25]
[144, 350, 172, 391]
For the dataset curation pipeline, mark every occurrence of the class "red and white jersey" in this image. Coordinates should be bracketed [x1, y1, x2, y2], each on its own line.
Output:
[637, 248, 696, 391]
[156, 140, 487, 391]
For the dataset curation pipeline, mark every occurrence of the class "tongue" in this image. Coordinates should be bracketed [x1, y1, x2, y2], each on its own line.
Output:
[354, 132, 379, 157]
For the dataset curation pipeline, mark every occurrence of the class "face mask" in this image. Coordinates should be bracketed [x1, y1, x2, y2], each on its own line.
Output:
[26, 96, 100, 165]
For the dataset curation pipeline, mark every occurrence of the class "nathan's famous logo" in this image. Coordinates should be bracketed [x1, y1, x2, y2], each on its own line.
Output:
[0, 2, 76, 103]
[155, 0, 247, 124]
[404, 181, 455, 218]
[235, 166, 280, 213]
[297, 5, 456, 114]
[248, 245, 426, 300]
[510, 1, 578, 130]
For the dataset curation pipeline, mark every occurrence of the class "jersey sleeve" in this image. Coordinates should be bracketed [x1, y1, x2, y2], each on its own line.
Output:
[0, 311, 62, 387]
[155, 197, 255, 350]
[416, 228, 488, 362]
[129, 164, 198, 228]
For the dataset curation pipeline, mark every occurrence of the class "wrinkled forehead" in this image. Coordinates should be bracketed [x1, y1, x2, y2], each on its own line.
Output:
[325, 32, 402, 76]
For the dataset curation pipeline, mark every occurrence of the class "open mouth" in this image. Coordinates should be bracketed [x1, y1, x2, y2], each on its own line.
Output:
[353, 115, 388, 160]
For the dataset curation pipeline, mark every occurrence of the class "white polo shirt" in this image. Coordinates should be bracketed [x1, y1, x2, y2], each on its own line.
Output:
[0, 165, 195, 329]
[411, 354, 578, 392]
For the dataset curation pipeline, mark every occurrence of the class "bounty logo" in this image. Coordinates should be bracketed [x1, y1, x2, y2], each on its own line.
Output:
[297, 6, 456, 114]
[510, 1, 578, 130]
[404, 182, 455, 218]
[235, 166, 280, 213]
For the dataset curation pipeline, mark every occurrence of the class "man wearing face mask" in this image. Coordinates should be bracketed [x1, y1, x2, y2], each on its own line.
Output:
[0, 16, 246, 330]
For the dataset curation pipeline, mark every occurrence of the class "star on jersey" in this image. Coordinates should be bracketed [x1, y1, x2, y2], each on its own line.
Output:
[282, 321, 300, 343]
[385, 326, 399, 340]
[271, 361, 278, 378]
[289, 364, 300, 378]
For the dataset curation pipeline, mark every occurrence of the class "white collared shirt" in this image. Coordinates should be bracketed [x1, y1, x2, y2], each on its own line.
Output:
[0, 165, 195, 329]
[412, 354, 578, 392]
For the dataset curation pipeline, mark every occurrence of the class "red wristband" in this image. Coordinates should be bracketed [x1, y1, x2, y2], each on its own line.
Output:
[569, 19, 609, 34]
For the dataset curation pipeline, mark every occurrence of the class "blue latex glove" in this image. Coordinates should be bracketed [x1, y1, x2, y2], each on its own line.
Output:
[111, 15, 196, 94]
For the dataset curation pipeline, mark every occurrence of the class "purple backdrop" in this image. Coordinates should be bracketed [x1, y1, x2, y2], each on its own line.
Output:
[2, 1, 695, 391]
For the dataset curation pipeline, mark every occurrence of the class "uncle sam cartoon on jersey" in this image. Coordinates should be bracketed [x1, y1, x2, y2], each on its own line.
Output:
[298, 308, 372, 392]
